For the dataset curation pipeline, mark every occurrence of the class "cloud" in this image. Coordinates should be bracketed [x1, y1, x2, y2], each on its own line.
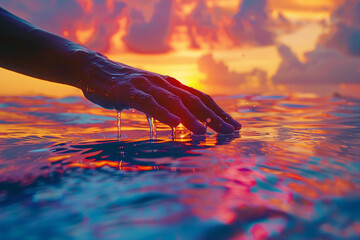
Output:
[272, 45, 360, 85]
[123, 0, 172, 53]
[0, 0, 126, 53]
[180, 0, 295, 49]
[228, 0, 275, 46]
[272, 1, 360, 95]
[0, 0, 175, 54]
[198, 53, 268, 94]
[321, 0, 360, 56]
[178, 0, 220, 49]
[0, 0, 297, 54]
[170, 0, 297, 51]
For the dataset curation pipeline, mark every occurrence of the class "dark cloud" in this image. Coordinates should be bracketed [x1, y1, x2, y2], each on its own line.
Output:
[273, 45, 360, 85]
[229, 0, 275, 46]
[321, 0, 360, 56]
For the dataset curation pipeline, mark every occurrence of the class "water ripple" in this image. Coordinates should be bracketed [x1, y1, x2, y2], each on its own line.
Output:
[0, 94, 359, 239]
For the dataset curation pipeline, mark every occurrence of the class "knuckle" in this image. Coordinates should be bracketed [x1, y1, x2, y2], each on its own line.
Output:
[140, 94, 154, 102]
[168, 95, 182, 104]
[148, 75, 167, 86]
[144, 73, 158, 79]
[128, 89, 153, 103]
[189, 95, 202, 105]
[202, 93, 213, 102]
[166, 76, 181, 86]
[126, 87, 138, 96]
[130, 77, 149, 87]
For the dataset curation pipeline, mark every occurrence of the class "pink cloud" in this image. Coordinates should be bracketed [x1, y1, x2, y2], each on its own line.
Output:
[123, 0, 172, 53]
[198, 53, 268, 93]
[0, 0, 125, 53]
[228, 0, 275, 46]
[179, 0, 219, 49]
[272, 45, 360, 85]
[272, 0, 360, 89]
[0, 0, 297, 54]
[178, 0, 294, 49]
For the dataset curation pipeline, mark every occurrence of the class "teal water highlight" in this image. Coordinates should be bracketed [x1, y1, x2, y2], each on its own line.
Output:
[0, 94, 359, 239]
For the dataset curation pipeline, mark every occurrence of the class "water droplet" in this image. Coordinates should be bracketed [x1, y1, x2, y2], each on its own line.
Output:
[203, 122, 208, 132]
[146, 115, 157, 140]
[117, 110, 122, 141]
[171, 127, 176, 140]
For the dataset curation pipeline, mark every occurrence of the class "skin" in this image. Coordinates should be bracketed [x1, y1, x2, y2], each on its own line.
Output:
[0, 7, 241, 134]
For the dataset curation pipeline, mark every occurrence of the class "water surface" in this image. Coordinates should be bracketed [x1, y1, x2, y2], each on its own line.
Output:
[0, 94, 359, 239]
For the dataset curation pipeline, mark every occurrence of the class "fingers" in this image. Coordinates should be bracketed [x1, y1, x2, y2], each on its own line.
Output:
[143, 75, 236, 134]
[165, 76, 241, 130]
[112, 87, 181, 127]
[110, 74, 239, 134]
[134, 79, 206, 134]
[163, 85, 235, 134]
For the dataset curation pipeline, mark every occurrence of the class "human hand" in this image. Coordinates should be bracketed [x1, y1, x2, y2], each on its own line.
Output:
[80, 54, 241, 134]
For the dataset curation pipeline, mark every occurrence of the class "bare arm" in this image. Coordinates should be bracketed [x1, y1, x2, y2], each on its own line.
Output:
[0, 7, 96, 88]
[0, 7, 241, 134]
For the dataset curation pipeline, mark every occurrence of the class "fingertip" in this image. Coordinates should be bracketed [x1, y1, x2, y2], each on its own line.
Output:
[218, 122, 235, 134]
[228, 118, 242, 130]
[191, 120, 207, 135]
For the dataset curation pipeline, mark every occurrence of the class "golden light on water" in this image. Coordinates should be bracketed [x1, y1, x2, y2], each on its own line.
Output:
[0, 89, 359, 238]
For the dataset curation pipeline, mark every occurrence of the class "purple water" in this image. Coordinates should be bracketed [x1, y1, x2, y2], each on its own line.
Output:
[0, 94, 359, 239]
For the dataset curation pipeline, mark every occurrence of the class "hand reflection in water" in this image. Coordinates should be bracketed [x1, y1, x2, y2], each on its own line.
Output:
[0, 7, 241, 134]
[53, 136, 237, 171]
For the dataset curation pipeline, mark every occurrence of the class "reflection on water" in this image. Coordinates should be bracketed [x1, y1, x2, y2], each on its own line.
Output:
[0, 94, 359, 239]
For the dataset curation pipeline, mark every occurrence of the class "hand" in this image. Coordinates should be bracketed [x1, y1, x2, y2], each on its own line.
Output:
[80, 54, 241, 134]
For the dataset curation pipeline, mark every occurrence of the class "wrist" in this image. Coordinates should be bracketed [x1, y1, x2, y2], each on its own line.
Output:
[69, 49, 106, 88]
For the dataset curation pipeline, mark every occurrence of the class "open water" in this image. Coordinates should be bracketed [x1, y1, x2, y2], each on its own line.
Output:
[0, 94, 359, 239]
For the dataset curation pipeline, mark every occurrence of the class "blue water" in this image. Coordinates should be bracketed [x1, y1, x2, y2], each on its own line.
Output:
[0, 94, 359, 239]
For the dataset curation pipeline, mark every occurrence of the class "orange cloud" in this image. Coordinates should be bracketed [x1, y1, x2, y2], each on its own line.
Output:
[0, 0, 301, 54]
[272, 0, 360, 93]
[1, 0, 358, 97]
[198, 53, 269, 94]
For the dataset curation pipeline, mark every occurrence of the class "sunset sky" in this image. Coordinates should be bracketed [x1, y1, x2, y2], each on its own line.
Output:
[0, 0, 359, 97]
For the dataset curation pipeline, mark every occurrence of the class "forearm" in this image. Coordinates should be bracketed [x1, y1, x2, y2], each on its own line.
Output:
[0, 7, 98, 88]
[0, 7, 241, 134]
